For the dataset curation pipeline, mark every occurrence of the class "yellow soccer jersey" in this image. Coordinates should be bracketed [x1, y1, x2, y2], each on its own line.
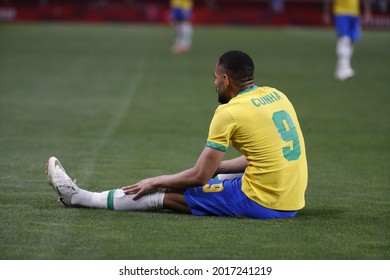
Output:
[207, 86, 308, 210]
[334, 0, 360, 16]
[170, 0, 193, 10]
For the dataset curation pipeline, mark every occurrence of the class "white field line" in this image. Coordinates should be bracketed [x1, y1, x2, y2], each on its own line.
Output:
[82, 61, 146, 181]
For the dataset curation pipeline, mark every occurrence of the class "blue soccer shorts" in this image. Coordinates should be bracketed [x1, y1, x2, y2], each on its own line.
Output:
[334, 15, 361, 42]
[171, 7, 192, 21]
[183, 176, 298, 219]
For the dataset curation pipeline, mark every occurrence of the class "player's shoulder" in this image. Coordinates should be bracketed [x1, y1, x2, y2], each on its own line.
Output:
[258, 85, 277, 92]
[256, 86, 286, 97]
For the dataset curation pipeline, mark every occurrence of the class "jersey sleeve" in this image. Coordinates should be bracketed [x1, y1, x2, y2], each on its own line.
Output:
[206, 106, 236, 152]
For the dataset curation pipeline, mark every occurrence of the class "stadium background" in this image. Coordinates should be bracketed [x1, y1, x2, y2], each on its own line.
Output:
[1, 0, 389, 28]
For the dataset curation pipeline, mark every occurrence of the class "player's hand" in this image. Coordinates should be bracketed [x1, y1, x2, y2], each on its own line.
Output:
[122, 177, 160, 200]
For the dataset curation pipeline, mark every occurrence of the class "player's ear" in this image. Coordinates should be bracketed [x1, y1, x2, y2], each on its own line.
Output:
[223, 74, 230, 87]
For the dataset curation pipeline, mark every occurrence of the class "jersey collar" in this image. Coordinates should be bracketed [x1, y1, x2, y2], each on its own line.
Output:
[237, 85, 258, 96]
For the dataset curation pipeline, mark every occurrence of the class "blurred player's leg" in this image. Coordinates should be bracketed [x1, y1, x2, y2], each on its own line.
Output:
[172, 21, 192, 53]
[171, 6, 192, 54]
[173, 23, 182, 49]
[335, 36, 355, 81]
[181, 21, 192, 50]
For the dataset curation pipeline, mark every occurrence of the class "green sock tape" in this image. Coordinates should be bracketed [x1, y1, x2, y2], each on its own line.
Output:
[107, 190, 115, 210]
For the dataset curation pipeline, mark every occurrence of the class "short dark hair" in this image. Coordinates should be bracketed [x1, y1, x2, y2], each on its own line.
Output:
[218, 50, 254, 83]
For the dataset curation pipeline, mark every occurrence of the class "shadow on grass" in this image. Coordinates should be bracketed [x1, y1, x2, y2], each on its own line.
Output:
[297, 207, 348, 221]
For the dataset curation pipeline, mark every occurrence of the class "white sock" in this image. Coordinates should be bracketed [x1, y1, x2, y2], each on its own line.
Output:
[336, 36, 353, 70]
[70, 188, 95, 208]
[174, 23, 182, 45]
[181, 22, 193, 48]
[71, 188, 165, 211]
[106, 189, 165, 211]
[216, 173, 243, 180]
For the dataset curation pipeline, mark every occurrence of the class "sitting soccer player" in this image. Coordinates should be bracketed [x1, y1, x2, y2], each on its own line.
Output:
[46, 50, 308, 219]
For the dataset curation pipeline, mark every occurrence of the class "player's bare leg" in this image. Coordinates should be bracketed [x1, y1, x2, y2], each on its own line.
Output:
[163, 191, 191, 214]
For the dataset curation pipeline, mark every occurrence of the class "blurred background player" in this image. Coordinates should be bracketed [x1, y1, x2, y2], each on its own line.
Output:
[170, 0, 193, 53]
[324, 0, 371, 81]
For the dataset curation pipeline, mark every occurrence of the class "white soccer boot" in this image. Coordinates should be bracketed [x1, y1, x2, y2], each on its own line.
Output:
[46, 156, 79, 207]
[335, 67, 355, 81]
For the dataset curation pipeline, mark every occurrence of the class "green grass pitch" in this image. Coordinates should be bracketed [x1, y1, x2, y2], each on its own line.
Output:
[0, 23, 388, 260]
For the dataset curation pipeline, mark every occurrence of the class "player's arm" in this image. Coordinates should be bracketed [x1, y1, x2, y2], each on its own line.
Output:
[214, 155, 248, 176]
[122, 147, 225, 199]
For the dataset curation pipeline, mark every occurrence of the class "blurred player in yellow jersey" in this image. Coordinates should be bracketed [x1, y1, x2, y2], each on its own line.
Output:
[324, 0, 371, 81]
[46, 50, 308, 220]
[170, 0, 193, 53]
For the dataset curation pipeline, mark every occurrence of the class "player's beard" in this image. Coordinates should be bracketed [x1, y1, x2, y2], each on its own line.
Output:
[218, 94, 229, 104]
[216, 87, 229, 104]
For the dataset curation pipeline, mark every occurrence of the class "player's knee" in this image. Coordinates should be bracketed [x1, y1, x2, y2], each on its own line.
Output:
[163, 191, 190, 213]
